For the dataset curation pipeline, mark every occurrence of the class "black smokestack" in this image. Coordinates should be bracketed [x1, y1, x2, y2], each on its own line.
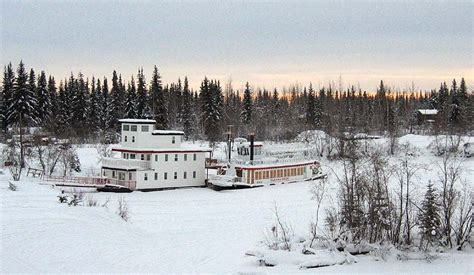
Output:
[249, 133, 254, 163]
[227, 132, 231, 162]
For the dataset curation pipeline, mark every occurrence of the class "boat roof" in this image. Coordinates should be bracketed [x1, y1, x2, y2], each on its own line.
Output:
[235, 159, 318, 170]
[119, 119, 156, 124]
[111, 144, 211, 153]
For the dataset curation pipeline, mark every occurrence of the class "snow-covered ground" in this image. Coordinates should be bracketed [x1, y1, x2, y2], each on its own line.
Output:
[1, 134, 473, 273]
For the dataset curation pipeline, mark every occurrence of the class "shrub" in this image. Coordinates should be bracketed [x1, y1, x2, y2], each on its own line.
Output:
[117, 197, 130, 222]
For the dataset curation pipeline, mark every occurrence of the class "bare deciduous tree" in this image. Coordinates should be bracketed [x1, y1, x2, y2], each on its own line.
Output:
[453, 181, 472, 250]
[309, 177, 328, 247]
[395, 143, 423, 245]
[117, 196, 130, 222]
[437, 152, 463, 248]
[263, 204, 294, 251]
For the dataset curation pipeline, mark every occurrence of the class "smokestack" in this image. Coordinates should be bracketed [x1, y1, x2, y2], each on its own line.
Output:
[226, 125, 233, 163]
[227, 132, 231, 162]
[249, 133, 254, 163]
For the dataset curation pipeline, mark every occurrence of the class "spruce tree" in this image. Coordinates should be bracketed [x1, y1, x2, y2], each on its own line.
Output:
[306, 84, 316, 128]
[87, 77, 100, 132]
[449, 78, 468, 131]
[94, 78, 103, 130]
[8, 61, 38, 127]
[125, 76, 137, 119]
[136, 68, 150, 118]
[458, 78, 470, 130]
[100, 77, 110, 130]
[46, 76, 58, 131]
[376, 80, 388, 133]
[36, 71, 50, 126]
[1, 63, 15, 131]
[448, 79, 462, 131]
[110, 70, 125, 130]
[56, 80, 70, 133]
[418, 183, 441, 248]
[241, 82, 252, 125]
[63, 75, 76, 129]
[150, 66, 167, 129]
[181, 77, 193, 139]
[201, 78, 223, 144]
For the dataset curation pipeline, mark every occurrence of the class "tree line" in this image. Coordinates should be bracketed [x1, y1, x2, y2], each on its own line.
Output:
[1, 61, 472, 143]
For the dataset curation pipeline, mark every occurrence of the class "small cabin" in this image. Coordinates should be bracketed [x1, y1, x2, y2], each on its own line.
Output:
[416, 109, 438, 125]
[101, 119, 210, 191]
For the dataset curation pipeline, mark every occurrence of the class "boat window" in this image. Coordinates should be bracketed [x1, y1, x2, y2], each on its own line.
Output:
[130, 154, 136, 159]
[147, 154, 151, 161]
[131, 125, 137, 132]
[174, 172, 177, 179]
[193, 171, 196, 178]
[112, 170, 116, 178]
[144, 173, 148, 181]
[172, 136, 175, 144]
[165, 154, 168, 161]
[183, 172, 187, 179]
[154, 173, 158, 180]
[129, 172, 132, 180]
[123, 124, 129, 131]
[184, 154, 187, 161]
[141, 154, 144, 160]
[155, 155, 158, 161]
[124, 136, 127, 142]
[164, 172, 168, 180]
[193, 154, 197, 161]
[175, 154, 178, 161]
[141, 125, 149, 132]
[132, 136, 135, 142]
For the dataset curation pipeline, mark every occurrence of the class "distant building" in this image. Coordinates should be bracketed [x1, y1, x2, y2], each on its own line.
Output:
[101, 119, 211, 191]
[416, 109, 438, 126]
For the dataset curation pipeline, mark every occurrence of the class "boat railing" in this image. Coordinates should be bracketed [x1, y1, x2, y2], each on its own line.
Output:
[101, 157, 151, 170]
[42, 175, 137, 190]
[233, 157, 315, 166]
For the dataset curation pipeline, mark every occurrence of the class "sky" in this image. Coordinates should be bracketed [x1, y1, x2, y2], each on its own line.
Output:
[1, 0, 472, 92]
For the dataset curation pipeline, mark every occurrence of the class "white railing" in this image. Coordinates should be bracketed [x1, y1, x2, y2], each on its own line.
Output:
[101, 158, 151, 170]
[233, 156, 315, 166]
[43, 175, 137, 190]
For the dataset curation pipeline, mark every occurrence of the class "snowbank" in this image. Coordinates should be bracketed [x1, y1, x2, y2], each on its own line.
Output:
[246, 249, 357, 269]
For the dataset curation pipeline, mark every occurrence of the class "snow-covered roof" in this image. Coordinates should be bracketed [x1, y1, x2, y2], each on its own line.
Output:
[152, 130, 185, 135]
[119, 119, 156, 124]
[417, 109, 438, 115]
